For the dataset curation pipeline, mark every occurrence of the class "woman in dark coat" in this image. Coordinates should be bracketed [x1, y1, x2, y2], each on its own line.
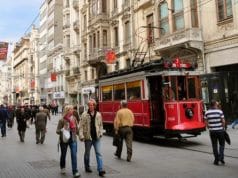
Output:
[16, 107, 28, 142]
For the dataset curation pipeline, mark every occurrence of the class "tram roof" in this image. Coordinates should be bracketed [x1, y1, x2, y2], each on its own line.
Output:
[99, 59, 198, 81]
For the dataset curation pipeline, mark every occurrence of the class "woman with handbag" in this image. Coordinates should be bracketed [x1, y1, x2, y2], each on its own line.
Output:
[56, 105, 81, 178]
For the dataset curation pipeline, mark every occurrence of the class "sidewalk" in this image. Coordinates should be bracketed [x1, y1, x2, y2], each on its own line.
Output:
[0, 115, 78, 178]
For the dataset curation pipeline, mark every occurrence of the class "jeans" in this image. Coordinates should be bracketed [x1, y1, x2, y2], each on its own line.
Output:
[84, 139, 103, 172]
[209, 131, 225, 161]
[60, 140, 79, 174]
[231, 119, 238, 128]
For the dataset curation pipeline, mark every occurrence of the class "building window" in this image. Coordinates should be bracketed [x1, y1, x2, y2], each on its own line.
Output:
[159, 2, 169, 36]
[102, 0, 107, 13]
[83, 15, 87, 30]
[97, 31, 100, 48]
[84, 43, 87, 59]
[191, 0, 198, 27]
[216, 0, 233, 22]
[126, 58, 131, 68]
[114, 0, 118, 9]
[103, 30, 107, 46]
[146, 14, 154, 44]
[91, 68, 95, 79]
[115, 61, 119, 70]
[114, 27, 119, 47]
[124, 21, 130, 43]
[93, 33, 96, 48]
[89, 35, 92, 51]
[84, 70, 88, 81]
[172, 0, 184, 31]
[66, 35, 70, 48]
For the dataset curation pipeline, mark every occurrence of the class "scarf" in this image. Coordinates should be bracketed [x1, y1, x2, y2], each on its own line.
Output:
[64, 112, 76, 133]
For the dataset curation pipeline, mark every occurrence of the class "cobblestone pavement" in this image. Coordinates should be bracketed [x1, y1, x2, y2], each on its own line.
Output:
[1, 114, 238, 178]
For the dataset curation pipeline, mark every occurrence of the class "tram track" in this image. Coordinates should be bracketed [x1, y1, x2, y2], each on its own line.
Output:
[135, 136, 238, 160]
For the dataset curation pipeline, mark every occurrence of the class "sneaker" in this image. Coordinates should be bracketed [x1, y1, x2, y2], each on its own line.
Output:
[61, 168, 66, 174]
[99, 170, 106, 177]
[73, 172, 81, 178]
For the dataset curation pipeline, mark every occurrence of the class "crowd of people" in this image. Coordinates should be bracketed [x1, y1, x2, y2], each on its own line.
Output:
[0, 98, 230, 177]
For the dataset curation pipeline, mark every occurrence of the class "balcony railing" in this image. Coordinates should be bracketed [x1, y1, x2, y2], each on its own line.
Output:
[155, 28, 202, 52]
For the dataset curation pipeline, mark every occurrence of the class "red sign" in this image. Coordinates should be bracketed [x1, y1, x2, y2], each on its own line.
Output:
[0, 42, 8, 60]
[51, 72, 57, 81]
[105, 50, 116, 64]
[30, 80, 35, 89]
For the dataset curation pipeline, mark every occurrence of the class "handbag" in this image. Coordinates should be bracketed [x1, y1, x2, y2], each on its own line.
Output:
[112, 134, 121, 147]
[62, 128, 70, 143]
[224, 131, 231, 145]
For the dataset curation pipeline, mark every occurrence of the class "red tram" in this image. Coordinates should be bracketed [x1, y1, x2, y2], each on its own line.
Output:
[98, 59, 206, 138]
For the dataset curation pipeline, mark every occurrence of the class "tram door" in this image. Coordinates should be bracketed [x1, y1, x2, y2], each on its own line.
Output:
[148, 76, 165, 128]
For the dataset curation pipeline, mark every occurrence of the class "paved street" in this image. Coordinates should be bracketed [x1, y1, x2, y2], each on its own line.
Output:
[0, 114, 238, 178]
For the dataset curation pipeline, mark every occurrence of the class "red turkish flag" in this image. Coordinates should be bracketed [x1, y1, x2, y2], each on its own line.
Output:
[0, 42, 8, 60]
[30, 80, 35, 89]
[105, 50, 116, 64]
[51, 72, 57, 81]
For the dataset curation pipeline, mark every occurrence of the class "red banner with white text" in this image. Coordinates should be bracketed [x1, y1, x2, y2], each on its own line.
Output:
[0, 42, 8, 60]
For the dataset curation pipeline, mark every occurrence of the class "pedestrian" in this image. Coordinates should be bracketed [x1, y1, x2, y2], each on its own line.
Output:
[15, 107, 28, 142]
[113, 100, 134, 162]
[7, 105, 15, 128]
[204, 100, 226, 165]
[0, 105, 9, 137]
[231, 118, 238, 129]
[79, 99, 106, 177]
[56, 105, 81, 178]
[35, 106, 48, 144]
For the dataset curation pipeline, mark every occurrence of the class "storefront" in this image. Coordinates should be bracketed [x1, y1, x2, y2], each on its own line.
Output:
[201, 69, 238, 122]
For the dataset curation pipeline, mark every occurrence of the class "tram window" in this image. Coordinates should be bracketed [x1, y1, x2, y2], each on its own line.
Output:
[126, 81, 141, 100]
[188, 78, 196, 98]
[101, 85, 112, 101]
[114, 83, 125, 100]
[178, 77, 187, 100]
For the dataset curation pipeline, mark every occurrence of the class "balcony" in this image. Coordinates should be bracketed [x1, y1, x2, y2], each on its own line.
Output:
[88, 48, 106, 67]
[73, 67, 80, 75]
[154, 28, 203, 54]
[88, 13, 109, 27]
[73, 20, 80, 32]
[73, 0, 79, 10]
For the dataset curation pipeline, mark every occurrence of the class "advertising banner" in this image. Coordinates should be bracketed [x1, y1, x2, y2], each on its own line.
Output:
[0, 42, 8, 60]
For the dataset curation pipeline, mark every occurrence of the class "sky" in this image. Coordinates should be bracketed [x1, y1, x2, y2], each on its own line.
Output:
[0, 0, 43, 53]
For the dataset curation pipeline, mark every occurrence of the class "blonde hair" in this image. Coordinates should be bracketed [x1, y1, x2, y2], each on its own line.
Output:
[88, 99, 97, 107]
[63, 104, 74, 117]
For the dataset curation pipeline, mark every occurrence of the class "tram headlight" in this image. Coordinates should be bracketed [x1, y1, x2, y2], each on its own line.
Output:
[185, 108, 194, 119]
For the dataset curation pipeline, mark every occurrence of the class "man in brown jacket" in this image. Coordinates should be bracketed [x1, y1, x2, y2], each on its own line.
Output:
[114, 100, 134, 162]
[35, 106, 48, 144]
